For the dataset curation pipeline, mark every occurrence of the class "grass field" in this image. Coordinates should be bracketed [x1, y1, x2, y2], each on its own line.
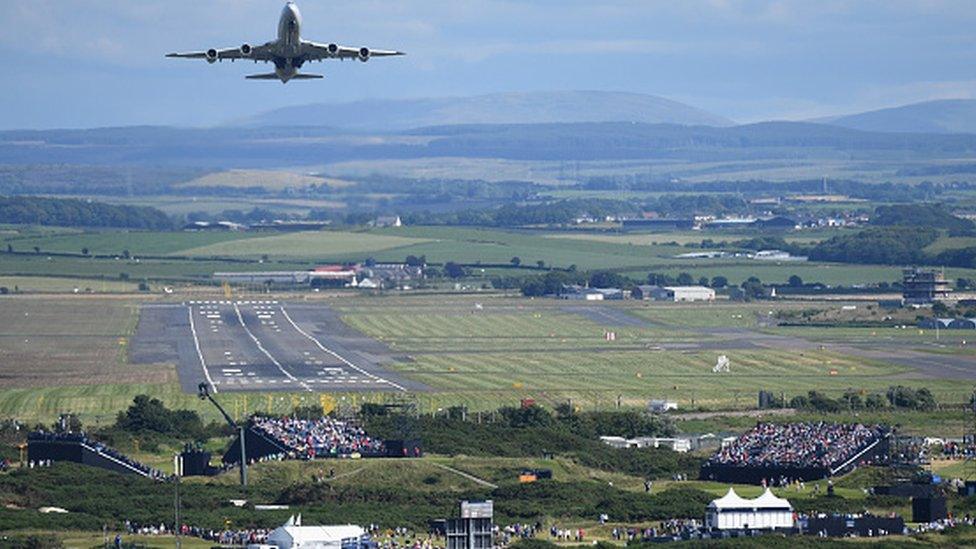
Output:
[182, 230, 432, 259]
[543, 230, 836, 246]
[0, 254, 312, 282]
[335, 297, 972, 411]
[2, 229, 258, 256]
[7, 225, 976, 286]
[178, 169, 353, 191]
[0, 295, 973, 425]
[98, 195, 348, 217]
[0, 276, 138, 293]
[0, 298, 176, 388]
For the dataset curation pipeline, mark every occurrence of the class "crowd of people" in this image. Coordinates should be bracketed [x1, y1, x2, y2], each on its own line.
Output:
[252, 415, 385, 458]
[939, 441, 976, 459]
[29, 430, 169, 481]
[707, 422, 884, 470]
[122, 521, 271, 546]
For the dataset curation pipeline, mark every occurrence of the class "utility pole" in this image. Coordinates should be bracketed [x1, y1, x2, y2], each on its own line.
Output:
[173, 463, 182, 549]
[198, 382, 247, 487]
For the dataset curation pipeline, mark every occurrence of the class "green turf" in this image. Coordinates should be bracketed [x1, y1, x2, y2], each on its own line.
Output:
[182, 230, 433, 259]
[0, 276, 138, 293]
[338, 298, 974, 411]
[0, 254, 313, 281]
[2, 229, 258, 256]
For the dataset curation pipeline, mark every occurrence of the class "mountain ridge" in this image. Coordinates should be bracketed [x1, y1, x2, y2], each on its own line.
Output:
[818, 99, 976, 134]
[230, 91, 735, 131]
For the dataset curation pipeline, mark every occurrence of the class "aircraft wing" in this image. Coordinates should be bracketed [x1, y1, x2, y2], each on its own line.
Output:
[302, 40, 404, 61]
[166, 43, 275, 62]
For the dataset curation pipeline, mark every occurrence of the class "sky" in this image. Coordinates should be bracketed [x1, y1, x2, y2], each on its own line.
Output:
[1, 0, 975, 129]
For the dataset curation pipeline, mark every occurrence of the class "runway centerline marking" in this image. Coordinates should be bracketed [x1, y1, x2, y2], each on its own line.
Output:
[187, 305, 218, 394]
[233, 303, 312, 392]
[278, 305, 406, 392]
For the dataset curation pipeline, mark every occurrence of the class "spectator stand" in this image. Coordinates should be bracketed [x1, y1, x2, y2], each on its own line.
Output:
[27, 431, 169, 481]
[700, 422, 889, 484]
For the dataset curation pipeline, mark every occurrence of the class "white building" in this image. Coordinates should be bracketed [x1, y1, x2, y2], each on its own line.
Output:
[374, 216, 403, 228]
[254, 517, 368, 549]
[599, 436, 692, 453]
[705, 488, 793, 531]
[643, 286, 715, 302]
[560, 285, 605, 300]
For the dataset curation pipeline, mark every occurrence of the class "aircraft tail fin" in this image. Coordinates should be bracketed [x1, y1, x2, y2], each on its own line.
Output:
[292, 73, 324, 79]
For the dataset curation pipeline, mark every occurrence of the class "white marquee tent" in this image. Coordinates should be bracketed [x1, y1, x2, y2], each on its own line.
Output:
[705, 487, 794, 531]
[253, 515, 367, 549]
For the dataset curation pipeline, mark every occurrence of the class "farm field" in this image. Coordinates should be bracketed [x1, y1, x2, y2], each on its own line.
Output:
[542, 230, 838, 246]
[8, 225, 976, 287]
[0, 298, 171, 388]
[1, 228, 259, 256]
[182, 230, 432, 259]
[177, 169, 354, 191]
[97, 195, 348, 217]
[0, 276, 138, 293]
[0, 254, 312, 281]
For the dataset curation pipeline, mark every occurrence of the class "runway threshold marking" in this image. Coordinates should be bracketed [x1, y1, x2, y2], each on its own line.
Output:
[187, 306, 218, 394]
[278, 306, 406, 392]
[233, 303, 312, 392]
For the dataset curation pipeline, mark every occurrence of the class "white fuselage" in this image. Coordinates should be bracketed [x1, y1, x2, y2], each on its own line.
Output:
[273, 3, 303, 81]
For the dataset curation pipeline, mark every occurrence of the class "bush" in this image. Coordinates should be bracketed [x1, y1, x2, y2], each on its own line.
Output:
[107, 395, 217, 441]
[886, 386, 937, 411]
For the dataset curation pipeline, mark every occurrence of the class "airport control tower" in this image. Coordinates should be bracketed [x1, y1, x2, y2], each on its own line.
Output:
[903, 267, 951, 304]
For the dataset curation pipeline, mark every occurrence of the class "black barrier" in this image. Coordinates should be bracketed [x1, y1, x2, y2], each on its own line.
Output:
[801, 515, 905, 537]
[874, 484, 934, 498]
[27, 434, 163, 479]
[180, 450, 217, 476]
[699, 464, 829, 484]
[222, 426, 291, 464]
[912, 497, 947, 523]
[385, 439, 422, 458]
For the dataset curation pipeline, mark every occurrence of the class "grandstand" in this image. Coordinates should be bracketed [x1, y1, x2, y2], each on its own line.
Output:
[27, 432, 169, 481]
[700, 422, 889, 484]
[222, 415, 414, 465]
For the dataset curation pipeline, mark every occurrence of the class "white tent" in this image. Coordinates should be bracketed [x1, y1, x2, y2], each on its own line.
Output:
[259, 517, 367, 549]
[705, 488, 793, 531]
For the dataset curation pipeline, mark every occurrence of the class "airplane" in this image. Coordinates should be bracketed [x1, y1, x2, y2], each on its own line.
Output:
[166, 2, 404, 83]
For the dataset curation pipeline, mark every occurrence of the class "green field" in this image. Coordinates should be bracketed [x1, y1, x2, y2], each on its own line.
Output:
[2, 228, 258, 256]
[182, 230, 432, 259]
[337, 297, 972, 411]
[0, 276, 138, 293]
[6, 225, 976, 286]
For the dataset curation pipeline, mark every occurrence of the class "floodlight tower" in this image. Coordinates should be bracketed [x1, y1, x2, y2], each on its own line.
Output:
[198, 382, 247, 486]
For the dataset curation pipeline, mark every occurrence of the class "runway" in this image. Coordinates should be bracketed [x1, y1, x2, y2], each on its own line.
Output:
[132, 300, 426, 394]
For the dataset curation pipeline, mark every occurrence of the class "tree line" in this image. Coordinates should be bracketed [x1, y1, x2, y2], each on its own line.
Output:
[0, 196, 173, 230]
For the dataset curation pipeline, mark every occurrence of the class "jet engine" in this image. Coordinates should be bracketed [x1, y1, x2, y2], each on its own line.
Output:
[206, 48, 218, 63]
[327, 43, 339, 56]
[240, 44, 252, 57]
[358, 47, 370, 62]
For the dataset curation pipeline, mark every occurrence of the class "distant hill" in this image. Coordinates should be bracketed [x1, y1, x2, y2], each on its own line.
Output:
[821, 99, 976, 134]
[232, 91, 735, 131]
[4, 120, 976, 167]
